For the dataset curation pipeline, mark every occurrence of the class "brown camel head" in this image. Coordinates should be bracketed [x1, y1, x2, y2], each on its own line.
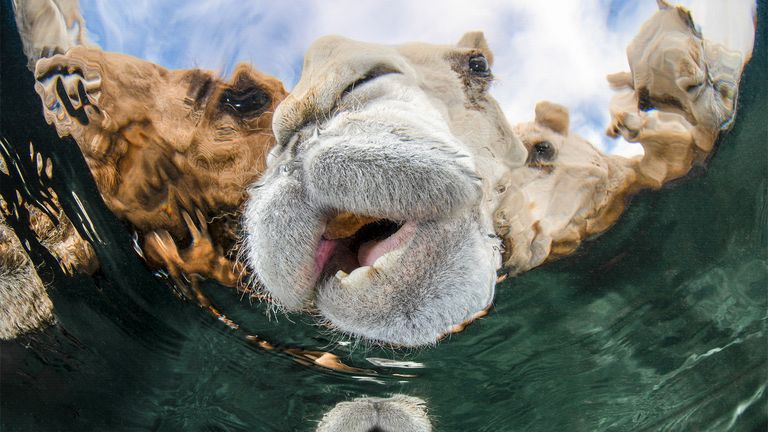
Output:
[35, 47, 287, 241]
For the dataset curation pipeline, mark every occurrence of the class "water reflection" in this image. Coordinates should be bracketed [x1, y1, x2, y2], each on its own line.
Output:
[1, 1, 766, 432]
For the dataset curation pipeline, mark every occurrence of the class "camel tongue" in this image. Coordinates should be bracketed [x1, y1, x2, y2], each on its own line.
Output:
[357, 222, 417, 267]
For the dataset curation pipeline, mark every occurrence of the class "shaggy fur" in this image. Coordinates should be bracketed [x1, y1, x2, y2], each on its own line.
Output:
[0, 156, 96, 339]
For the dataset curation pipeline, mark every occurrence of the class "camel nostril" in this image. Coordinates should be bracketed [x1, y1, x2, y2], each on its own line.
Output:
[342, 64, 402, 96]
[54, 76, 89, 125]
[76, 79, 100, 114]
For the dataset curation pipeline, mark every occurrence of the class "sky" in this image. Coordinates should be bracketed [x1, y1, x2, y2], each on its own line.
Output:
[77, 0, 756, 156]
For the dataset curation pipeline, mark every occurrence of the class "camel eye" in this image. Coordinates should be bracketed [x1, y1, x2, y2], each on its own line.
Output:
[530, 141, 555, 163]
[468, 55, 490, 77]
[219, 86, 270, 117]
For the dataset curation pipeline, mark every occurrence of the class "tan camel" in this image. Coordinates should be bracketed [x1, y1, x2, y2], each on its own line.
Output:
[34, 48, 287, 291]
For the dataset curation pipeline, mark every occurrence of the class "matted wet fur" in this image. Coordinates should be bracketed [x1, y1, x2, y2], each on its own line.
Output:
[0, 156, 97, 339]
[0, 219, 54, 339]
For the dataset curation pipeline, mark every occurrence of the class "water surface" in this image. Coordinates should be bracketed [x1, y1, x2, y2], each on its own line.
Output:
[1, 3, 766, 431]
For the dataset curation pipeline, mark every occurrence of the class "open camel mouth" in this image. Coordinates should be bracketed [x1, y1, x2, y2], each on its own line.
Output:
[241, 157, 500, 347]
[316, 217, 495, 339]
[315, 215, 412, 282]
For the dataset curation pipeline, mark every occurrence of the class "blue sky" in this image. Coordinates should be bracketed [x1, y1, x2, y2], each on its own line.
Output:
[77, 0, 755, 156]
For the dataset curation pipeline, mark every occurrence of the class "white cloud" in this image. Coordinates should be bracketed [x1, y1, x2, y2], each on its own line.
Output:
[78, 0, 755, 156]
[681, 0, 756, 59]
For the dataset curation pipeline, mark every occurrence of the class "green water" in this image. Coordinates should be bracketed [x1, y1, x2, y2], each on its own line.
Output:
[1, 2, 766, 431]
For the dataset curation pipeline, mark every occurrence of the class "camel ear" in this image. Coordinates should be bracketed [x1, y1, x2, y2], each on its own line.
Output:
[535, 101, 570, 135]
[674, 6, 701, 37]
[657, 1, 701, 38]
[457, 31, 494, 66]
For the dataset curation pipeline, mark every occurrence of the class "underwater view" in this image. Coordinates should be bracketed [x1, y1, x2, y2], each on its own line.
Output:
[1, 0, 766, 431]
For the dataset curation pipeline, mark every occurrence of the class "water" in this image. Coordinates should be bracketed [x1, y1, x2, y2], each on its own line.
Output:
[1, 2, 766, 430]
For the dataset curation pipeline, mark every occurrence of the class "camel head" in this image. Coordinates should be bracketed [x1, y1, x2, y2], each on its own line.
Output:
[242, 33, 527, 346]
[625, 2, 744, 131]
[34, 47, 287, 240]
[498, 101, 635, 273]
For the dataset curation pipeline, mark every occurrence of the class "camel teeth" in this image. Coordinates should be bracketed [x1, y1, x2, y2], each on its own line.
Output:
[334, 270, 348, 281]
[372, 250, 401, 270]
[340, 266, 372, 287]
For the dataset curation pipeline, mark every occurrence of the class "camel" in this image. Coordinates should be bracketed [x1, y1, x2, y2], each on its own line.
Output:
[2, 0, 288, 338]
[242, 32, 522, 346]
[241, 2, 749, 347]
[496, 0, 744, 274]
[33, 48, 287, 294]
[16, 0, 287, 291]
[11, 49, 287, 335]
[498, 0, 747, 274]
